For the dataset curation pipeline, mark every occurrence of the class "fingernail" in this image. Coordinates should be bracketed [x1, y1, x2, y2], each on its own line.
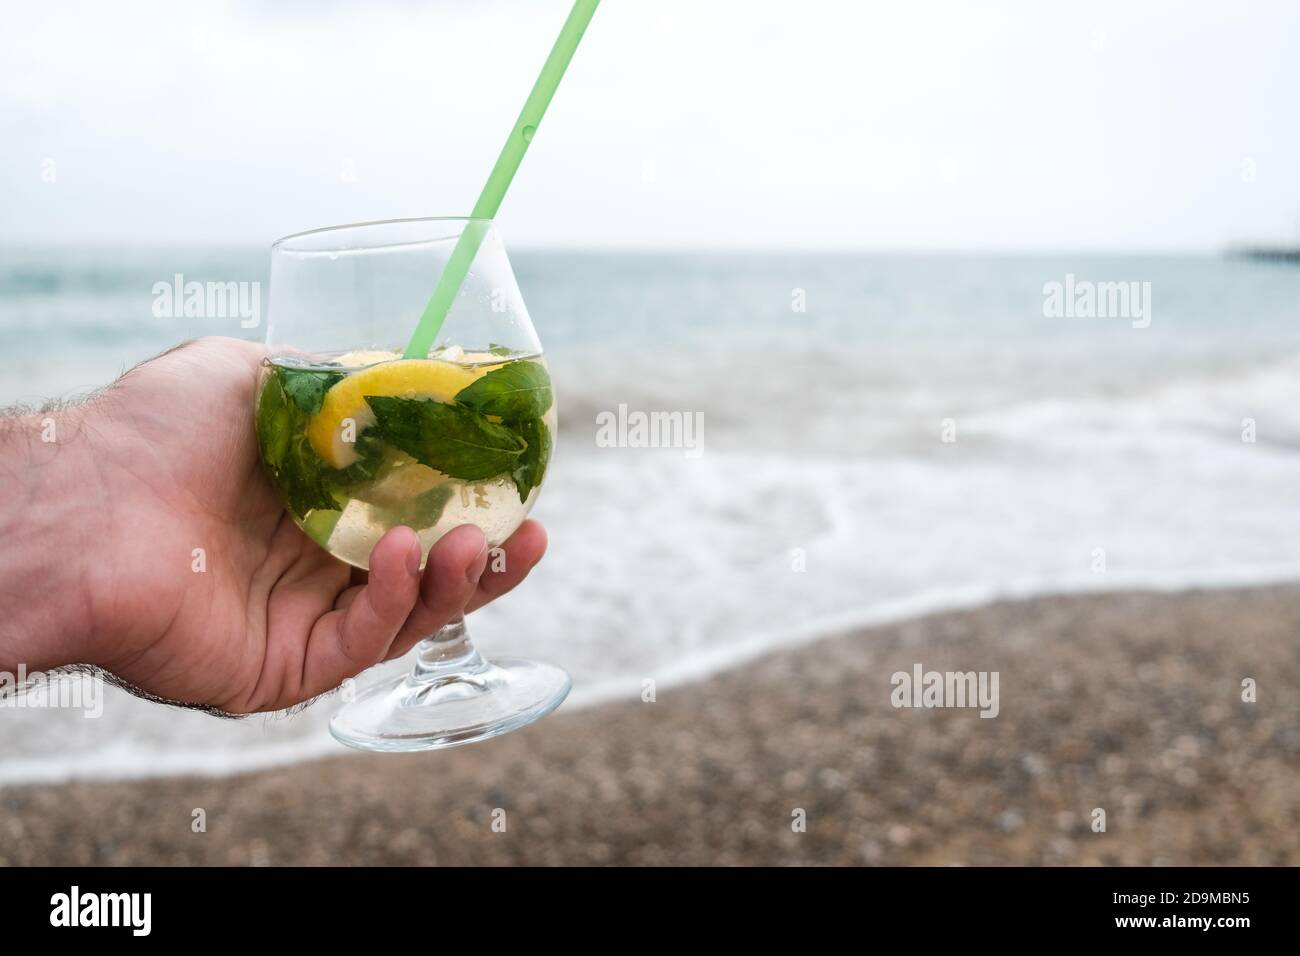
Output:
[465, 539, 489, 584]
[407, 540, 423, 577]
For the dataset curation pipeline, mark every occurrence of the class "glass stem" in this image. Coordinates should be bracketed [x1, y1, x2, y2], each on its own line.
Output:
[409, 614, 488, 686]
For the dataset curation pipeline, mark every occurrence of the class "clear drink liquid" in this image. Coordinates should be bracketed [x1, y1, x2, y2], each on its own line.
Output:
[256, 347, 554, 570]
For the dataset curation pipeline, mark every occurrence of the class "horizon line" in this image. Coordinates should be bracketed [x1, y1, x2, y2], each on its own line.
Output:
[0, 237, 1262, 257]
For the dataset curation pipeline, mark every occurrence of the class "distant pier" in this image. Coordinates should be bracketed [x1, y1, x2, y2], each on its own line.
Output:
[1227, 245, 1300, 264]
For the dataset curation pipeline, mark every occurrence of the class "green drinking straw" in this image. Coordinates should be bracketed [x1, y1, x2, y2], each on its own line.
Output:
[403, 0, 601, 359]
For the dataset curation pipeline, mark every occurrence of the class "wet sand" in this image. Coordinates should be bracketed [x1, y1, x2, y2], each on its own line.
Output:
[2, 586, 1297, 865]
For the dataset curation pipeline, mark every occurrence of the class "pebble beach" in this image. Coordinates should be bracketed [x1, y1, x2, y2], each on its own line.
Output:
[2, 585, 1297, 866]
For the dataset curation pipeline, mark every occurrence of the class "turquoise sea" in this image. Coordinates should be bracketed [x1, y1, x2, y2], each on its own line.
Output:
[3, 246, 1300, 782]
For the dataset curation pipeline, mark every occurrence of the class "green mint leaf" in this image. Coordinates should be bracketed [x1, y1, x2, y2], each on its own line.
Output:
[511, 417, 552, 503]
[365, 395, 526, 481]
[485, 343, 514, 356]
[453, 360, 552, 422]
[275, 365, 344, 415]
[255, 370, 292, 471]
[328, 432, 386, 488]
[257, 366, 342, 521]
[282, 434, 339, 515]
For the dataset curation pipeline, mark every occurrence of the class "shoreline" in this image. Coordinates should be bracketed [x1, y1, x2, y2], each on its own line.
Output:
[2, 583, 1298, 865]
[4, 569, 1300, 790]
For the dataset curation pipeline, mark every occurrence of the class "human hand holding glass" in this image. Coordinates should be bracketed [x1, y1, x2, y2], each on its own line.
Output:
[0, 335, 548, 719]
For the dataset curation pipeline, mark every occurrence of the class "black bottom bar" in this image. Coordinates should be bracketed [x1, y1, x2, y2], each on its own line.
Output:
[0, 866, 1285, 939]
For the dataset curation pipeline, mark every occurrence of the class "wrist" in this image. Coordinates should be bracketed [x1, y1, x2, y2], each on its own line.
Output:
[0, 402, 106, 672]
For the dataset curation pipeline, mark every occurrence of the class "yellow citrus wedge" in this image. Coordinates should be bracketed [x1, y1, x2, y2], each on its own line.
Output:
[307, 359, 487, 468]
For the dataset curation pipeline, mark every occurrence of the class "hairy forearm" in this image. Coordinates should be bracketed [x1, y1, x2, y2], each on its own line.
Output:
[0, 402, 104, 672]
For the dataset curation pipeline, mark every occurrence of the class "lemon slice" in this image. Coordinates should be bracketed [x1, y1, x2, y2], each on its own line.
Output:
[307, 359, 486, 467]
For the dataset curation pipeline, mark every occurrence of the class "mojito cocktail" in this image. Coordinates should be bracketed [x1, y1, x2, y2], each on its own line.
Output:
[256, 346, 553, 569]
[260, 217, 569, 751]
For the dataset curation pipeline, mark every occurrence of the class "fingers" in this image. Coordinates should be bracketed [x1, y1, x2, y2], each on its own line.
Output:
[297, 526, 422, 700]
[465, 519, 547, 613]
[382, 524, 489, 662]
[334, 584, 364, 611]
[296, 520, 541, 703]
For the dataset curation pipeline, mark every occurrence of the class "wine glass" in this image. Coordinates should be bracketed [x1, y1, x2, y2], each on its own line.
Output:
[257, 217, 570, 751]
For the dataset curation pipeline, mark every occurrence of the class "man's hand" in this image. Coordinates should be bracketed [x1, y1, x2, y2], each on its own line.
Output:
[0, 337, 547, 714]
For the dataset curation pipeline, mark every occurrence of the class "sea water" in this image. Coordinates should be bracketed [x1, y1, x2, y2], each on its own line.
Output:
[2, 246, 1299, 783]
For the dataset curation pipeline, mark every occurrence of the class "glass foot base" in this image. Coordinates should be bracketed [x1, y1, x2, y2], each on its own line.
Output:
[330, 656, 572, 753]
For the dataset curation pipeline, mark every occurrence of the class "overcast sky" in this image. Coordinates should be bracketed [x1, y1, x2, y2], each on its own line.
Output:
[3, 0, 1299, 250]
